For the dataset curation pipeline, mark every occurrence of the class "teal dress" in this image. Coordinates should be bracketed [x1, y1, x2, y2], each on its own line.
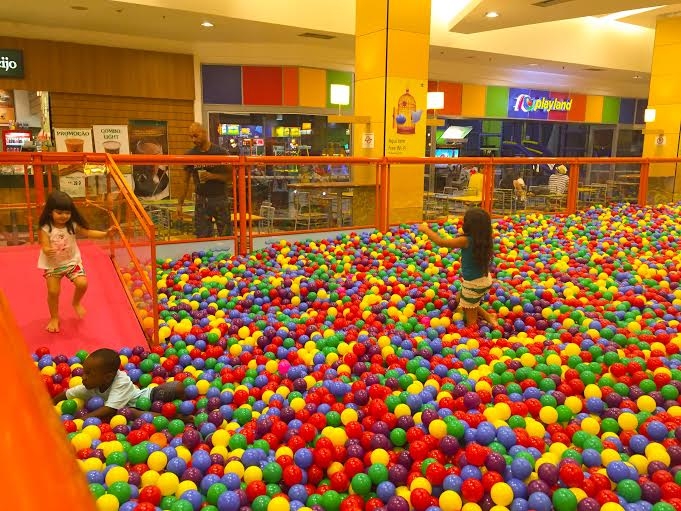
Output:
[458, 236, 492, 307]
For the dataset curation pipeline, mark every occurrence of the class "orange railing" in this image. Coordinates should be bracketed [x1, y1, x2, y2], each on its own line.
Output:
[2, 151, 680, 348]
[0, 152, 159, 345]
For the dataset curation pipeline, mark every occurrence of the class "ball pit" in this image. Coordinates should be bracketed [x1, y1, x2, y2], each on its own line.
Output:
[39, 203, 681, 511]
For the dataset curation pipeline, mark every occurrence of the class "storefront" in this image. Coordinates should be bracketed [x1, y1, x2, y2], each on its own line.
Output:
[201, 65, 353, 156]
[426, 81, 647, 192]
[0, 36, 195, 244]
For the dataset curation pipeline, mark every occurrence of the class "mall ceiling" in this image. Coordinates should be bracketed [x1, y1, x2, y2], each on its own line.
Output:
[2, 0, 680, 97]
[450, 1, 680, 33]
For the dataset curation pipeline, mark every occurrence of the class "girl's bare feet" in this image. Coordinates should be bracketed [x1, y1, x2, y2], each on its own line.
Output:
[46, 318, 60, 333]
[477, 307, 497, 325]
[73, 303, 87, 319]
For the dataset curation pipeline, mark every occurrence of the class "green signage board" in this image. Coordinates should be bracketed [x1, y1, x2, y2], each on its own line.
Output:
[0, 50, 24, 79]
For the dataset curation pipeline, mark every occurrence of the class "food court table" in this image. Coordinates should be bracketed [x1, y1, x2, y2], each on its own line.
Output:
[287, 181, 363, 227]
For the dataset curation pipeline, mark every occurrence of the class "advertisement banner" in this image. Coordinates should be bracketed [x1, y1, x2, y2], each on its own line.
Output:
[53, 128, 95, 198]
[93, 125, 133, 191]
[128, 120, 170, 200]
[385, 81, 427, 157]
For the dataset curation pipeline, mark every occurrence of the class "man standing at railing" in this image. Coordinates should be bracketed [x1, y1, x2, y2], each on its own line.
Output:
[177, 123, 233, 237]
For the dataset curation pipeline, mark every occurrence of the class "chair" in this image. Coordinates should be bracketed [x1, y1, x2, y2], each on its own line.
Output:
[256, 204, 275, 233]
[293, 192, 327, 230]
[452, 173, 484, 210]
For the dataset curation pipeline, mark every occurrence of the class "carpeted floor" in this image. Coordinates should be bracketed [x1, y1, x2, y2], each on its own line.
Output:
[0, 242, 147, 356]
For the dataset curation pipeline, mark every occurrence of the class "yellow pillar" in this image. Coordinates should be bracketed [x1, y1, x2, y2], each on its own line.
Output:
[643, 16, 681, 203]
[353, 0, 431, 224]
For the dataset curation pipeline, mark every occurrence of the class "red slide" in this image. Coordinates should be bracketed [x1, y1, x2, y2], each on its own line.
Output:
[0, 242, 147, 355]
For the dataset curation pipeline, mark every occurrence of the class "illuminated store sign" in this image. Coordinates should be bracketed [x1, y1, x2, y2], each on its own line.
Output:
[508, 88, 572, 119]
[0, 50, 24, 78]
[513, 94, 572, 113]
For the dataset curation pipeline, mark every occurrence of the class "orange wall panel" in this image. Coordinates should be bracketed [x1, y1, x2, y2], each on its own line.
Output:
[283, 67, 299, 106]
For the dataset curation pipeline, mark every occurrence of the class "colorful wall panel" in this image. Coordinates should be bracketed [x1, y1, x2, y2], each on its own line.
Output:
[201, 65, 647, 125]
[202, 65, 242, 104]
[201, 64, 352, 109]
[242, 66, 283, 106]
[282, 67, 299, 107]
[299, 67, 327, 108]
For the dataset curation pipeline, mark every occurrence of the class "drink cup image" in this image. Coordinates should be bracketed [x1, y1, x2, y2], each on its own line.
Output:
[65, 138, 84, 152]
[102, 140, 121, 154]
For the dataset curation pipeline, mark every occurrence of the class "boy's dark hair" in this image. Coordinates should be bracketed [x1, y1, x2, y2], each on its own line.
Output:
[38, 190, 90, 234]
[89, 349, 121, 374]
[462, 207, 494, 270]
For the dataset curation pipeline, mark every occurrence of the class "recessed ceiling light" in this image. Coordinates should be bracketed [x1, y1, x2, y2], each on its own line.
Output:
[201, 21, 214, 27]
[633, 74, 641, 79]
[71, 5, 88, 10]
[485, 11, 500, 18]
[528, 63, 539, 67]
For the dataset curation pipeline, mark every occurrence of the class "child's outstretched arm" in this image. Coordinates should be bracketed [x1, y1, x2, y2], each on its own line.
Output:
[78, 225, 117, 239]
[419, 223, 469, 249]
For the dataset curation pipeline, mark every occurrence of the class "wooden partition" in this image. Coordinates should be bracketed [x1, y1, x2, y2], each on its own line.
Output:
[0, 36, 194, 100]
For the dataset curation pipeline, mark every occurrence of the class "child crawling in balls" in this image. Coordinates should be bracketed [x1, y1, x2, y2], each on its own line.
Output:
[52, 348, 191, 422]
[420, 207, 497, 327]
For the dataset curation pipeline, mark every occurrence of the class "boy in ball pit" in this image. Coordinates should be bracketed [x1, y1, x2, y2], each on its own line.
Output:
[51, 348, 192, 423]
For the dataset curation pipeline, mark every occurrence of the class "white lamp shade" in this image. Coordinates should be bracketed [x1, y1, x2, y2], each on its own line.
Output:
[427, 91, 445, 110]
[330, 84, 350, 106]
[644, 108, 656, 123]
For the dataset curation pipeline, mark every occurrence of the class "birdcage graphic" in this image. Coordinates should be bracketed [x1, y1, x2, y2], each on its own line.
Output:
[394, 89, 417, 134]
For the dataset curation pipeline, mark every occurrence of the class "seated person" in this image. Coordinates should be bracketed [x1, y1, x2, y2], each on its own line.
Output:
[548, 164, 570, 195]
[52, 348, 189, 422]
[499, 170, 527, 205]
[547, 164, 570, 208]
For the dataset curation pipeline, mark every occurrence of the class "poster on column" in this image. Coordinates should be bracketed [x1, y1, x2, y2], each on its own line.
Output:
[53, 128, 95, 198]
[128, 120, 170, 200]
[93, 125, 133, 192]
[385, 80, 428, 157]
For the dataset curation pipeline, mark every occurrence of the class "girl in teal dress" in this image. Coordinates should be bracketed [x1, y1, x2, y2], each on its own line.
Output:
[420, 207, 496, 327]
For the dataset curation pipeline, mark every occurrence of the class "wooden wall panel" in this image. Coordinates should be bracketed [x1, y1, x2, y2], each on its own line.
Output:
[50, 93, 195, 197]
[0, 37, 194, 101]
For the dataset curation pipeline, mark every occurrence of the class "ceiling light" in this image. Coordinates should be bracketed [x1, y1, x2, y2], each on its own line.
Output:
[633, 74, 641, 79]
[485, 11, 500, 18]
[201, 21, 214, 27]
[528, 63, 539, 67]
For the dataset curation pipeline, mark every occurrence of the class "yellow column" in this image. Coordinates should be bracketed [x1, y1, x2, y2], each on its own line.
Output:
[353, 0, 431, 224]
[643, 16, 681, 203]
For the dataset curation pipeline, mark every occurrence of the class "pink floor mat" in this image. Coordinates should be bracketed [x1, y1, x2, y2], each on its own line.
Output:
[0, 242, 147, 356]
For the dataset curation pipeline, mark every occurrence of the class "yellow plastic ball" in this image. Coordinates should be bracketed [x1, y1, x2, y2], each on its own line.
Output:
[601, 503, 625, 511]
[428, 419, 448, 439]
[581, 417, 600, 435]
[370, 449, 390, 466]
[176, 480, 197, 498]
[611, 413, 635, 433]
[490, 482, 514, 506]
[410, 477, 432, 492]
[637, 395, 657, 413]
[268, 496, 291, 511]
[105, 466, 130, 486]
[225, 460, 245, 479]
[341, 408, 358, 425]
[244, 466, 263, 484]
[439, 490, 463, 511]
[71, 432, 92, 451]
[96, 494, 120, 511]
[156, 472, 180, 496]
[147, 451, 168, 472]
[141, 470, 160, 488]
[539, 407, 558, 424]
